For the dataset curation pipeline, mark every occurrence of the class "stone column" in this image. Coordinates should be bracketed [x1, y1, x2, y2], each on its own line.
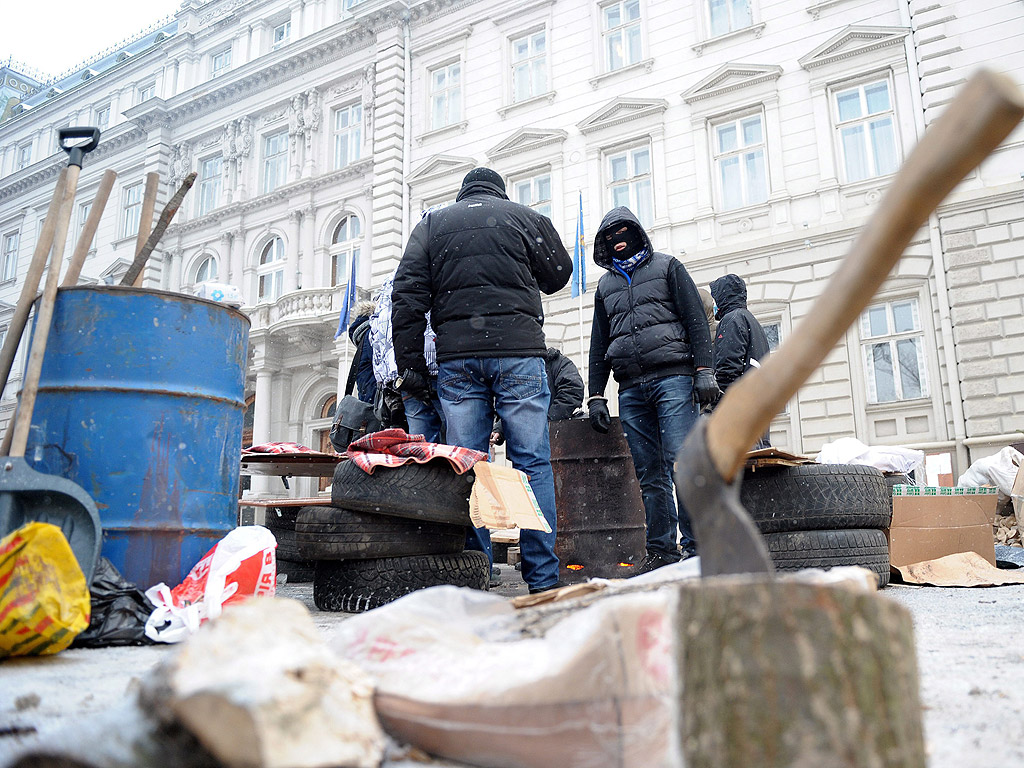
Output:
[301, 204, 316, 290]
[249, 357, 277, 495]
[230, 227, 246, 285]
[288, 209, 302, 292]
[167, 59, 180, 97]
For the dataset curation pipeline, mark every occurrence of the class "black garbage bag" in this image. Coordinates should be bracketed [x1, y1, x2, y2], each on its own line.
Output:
[71, 557, 156, 648]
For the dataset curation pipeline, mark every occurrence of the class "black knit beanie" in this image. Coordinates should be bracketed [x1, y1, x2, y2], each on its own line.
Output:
[461, 167, 506, 193]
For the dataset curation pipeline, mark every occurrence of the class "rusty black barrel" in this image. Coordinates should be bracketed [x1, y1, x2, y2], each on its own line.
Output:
[549, 417, 646, 584]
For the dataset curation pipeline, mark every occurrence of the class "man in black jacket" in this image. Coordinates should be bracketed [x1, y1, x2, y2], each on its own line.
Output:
[391, 167, 572, 594]
[587, 208, 719, 574]
[709, 273, 772, 449]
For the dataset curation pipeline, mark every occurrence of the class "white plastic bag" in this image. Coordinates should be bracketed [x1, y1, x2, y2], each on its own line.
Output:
[815, 437, 924, 475]
[956, 446, 1022, 498]
[145, 526, 277, 644]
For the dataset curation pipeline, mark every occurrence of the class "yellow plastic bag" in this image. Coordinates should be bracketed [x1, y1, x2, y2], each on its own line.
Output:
[0, 522, 90, 657]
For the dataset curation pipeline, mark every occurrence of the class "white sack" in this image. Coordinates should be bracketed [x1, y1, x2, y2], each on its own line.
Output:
[956, 446, 1022, 499]
[815, 436, 924, 475]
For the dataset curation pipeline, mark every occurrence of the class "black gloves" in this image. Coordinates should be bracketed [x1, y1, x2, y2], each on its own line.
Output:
[693, 369, 722, 407]
[394, 368, 429, 399]
[588, 396, 611, 434]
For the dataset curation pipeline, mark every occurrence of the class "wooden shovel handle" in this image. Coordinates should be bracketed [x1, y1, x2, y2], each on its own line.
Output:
[707, 69, 1024, 483]
[63, 168, 117, 287]
[0, 169, 67, 396]
[5, 165, 81, 457]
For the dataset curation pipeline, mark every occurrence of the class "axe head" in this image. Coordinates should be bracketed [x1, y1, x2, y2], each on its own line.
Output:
[674, 418, 774, 577]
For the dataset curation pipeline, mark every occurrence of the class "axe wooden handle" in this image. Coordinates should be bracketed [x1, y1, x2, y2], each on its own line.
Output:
[707, 69, 1024, 483]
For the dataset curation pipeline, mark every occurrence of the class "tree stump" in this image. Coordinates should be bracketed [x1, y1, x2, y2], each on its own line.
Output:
[678, 578, 926, 768]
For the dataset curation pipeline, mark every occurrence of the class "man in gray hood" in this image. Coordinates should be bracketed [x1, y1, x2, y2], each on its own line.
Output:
[586, 207, 719, 574]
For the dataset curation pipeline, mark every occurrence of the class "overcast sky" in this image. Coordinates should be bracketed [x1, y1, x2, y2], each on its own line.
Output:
[5, 0, 182, 79]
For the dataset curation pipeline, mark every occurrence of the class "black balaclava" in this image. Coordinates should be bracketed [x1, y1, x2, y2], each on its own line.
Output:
[606, 223, 647, 260]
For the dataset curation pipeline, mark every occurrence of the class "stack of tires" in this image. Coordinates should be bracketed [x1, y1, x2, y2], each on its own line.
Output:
[296, 460, 489, 613]
[739, 464, 893, 587]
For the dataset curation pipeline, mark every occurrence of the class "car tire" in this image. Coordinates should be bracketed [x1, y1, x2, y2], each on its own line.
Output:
[331, 459, 475, 525]
[294, 505, 466, 560]
[313, 550, 490, 613]
[761, 528, 891, 588]
[276, 557, 315, 583]
[740, 464, 891, 534]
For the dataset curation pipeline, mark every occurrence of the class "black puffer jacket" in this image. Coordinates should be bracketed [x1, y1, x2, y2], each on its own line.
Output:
[588, 207, 712, 393]
[545, 347, 585, 420]
[709, 274, 770, 392]
[392, 179, 571, 373]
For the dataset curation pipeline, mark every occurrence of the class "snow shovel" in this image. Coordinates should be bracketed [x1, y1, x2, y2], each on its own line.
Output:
[0, 127, 102, 583]
[675, 69, 1024, 578]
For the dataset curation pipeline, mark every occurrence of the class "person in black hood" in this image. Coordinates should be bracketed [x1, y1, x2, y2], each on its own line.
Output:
[709, 273, 772, 449]
[586, 207, 719, 574]
[391, 167, 572, 595]
[347, 301, 377, 405]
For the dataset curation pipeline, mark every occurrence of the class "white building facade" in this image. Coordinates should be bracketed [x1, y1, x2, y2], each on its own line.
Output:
[1, 0, 1022, 495]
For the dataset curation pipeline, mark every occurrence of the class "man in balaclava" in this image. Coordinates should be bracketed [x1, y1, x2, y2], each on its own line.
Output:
[586, 207, 719, 574]
[709, 273, 772, 449]
[391, 167, 572, 594]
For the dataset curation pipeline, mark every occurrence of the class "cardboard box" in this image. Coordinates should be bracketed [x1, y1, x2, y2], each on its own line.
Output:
[888, 486, 998, 567]
[469, 462, 551, 532]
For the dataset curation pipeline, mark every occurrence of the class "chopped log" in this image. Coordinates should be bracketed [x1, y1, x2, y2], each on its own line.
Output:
[678, 578, 926, 768]
[139, 597, 384, 768]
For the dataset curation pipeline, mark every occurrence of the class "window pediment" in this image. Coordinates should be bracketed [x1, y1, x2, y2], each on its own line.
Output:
[799, 25, 910, 70]
[486, 128, 567, 162]
[682, 63, 783, 105]
[577, 98, 668, 136]
[409, 155, 477, 185]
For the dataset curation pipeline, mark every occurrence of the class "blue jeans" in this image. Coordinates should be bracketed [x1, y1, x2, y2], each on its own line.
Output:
[618, 374, 699, 560]
[437, 356, 559, 590]
[402, 379, 445, 444]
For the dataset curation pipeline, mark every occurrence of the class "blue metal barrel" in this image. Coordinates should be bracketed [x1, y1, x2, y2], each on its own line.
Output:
[25, 286, 250, 589]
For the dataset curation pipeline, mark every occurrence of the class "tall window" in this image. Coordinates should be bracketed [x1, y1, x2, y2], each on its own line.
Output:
[195, 254, 218, 284]
[343, 0, 367, 9]
[512, 173, 552, 219]
[211, 48, 232, 77]
[608, 145, 653, 228]
[262, 131, 288, 194]
[122, 182, 144, 239]
[708, 0, 752, 37]
[2, 232, 18, 281]
[760, 320, 787, 413]
[257, 237, 285, 303]
[333, 104, 362, 169]
[137, 82, 156, 104]
[272, 20, 291, 50]
[602, 0, 642, 72]
[16, 143, 32, 170]
[95, 105, 110, 130]
[834, 79, 899, 183]
[511, 30, 547, 103]
[196, 156, 223, 216]
[714, 113, 768, 211]
[860, 298, 928, 403]
[429, 61, 461, 130]
[78, 201, 93, 239]
[330, 215, 361, 286]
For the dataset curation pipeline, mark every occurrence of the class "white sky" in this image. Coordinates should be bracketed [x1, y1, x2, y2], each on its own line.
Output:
[4, 0, 183, 79]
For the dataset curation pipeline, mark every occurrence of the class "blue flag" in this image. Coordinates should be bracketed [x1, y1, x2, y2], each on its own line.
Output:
[571, 193, 586, 298]
[334, 253, 359, 339]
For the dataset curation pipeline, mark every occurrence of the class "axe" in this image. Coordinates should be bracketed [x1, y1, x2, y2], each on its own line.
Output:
[675, 69, 1024, 577]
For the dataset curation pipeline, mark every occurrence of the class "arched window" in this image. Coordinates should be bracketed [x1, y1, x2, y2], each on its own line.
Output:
[194, 254, 218, 284]
[329, 215, 361, 286]
[257, 236, 285, 303]
[319, 395, 337, 420]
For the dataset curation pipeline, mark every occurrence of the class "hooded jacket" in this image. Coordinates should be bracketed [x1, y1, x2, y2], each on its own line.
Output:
[544, 347, 585, 420]
[347, 300, 378, 404]
[588, 207, 713, 393]
[391, 177, 571, 373]
[709, 274, 770, 392]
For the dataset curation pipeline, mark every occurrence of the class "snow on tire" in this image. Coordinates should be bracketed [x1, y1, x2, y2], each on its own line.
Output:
[762, 528, 891, 588]
[295, 505, 466, 560]
[739, 463, 891, 534]
[313, 550, 490, 613]
[330, 459, 475, 525]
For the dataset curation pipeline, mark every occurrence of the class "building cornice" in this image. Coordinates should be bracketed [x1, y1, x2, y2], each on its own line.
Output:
[799, 25, 910, 70]
[682, 63, 783, 104]
[165, 158, 373, 236]
[0, 124, 144, 203]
